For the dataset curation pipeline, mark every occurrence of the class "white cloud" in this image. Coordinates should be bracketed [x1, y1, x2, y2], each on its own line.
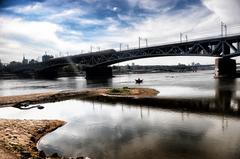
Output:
[48, 8, 87, 21]
[126, 0, 178, 12]
[202, 0, 240, 24]
[9, 2, 43, 13]
[1, 0, 240, 65]
[112, 7, 118, 12]
[0, 17, 91, 62]
[0, 17, 60, 44]
[82, 0, 97, 3]
[98, 6, 212, 46]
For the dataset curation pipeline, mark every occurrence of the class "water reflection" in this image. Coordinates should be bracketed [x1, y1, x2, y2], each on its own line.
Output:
[0, 97, 240, 158]
[214, 79, 239, 115]
[79, 78, 240, 117]
[34, 100, 240, 159]
[86, 78, 113, 88]
[0, 71, 215, 96]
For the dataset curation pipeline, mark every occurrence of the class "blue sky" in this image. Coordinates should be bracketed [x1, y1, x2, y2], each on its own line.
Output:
[0, 0, 240, 64]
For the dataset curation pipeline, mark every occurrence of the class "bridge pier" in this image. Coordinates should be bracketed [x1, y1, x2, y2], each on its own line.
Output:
[85, 66, 113, 79]
[214, 58, 236, 78]
[35, 69, 59, 79]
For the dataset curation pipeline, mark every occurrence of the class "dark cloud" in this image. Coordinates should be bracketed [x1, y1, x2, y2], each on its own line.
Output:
[0, 0, 45, 8]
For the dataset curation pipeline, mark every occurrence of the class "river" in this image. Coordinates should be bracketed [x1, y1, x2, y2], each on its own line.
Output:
[1, 70, 240, 159]
[0, 70, 219, 97]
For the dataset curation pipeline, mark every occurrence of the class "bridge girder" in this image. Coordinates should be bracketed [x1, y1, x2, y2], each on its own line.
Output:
[9, 34, 240, 73]
[89, 36, 240, 66]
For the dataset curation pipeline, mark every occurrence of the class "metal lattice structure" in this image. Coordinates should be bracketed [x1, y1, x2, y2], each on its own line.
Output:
[50, 34, 240, 67]
[9, 34, 240, 72]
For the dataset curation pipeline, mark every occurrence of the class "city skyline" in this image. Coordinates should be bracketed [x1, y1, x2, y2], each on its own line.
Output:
[0, 0, 240, 65]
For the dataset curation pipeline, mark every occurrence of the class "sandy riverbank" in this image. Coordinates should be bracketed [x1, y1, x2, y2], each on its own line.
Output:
[0, 87, 159, 158]
[0, 87, 159, 107]
[0, 119, 65, 159]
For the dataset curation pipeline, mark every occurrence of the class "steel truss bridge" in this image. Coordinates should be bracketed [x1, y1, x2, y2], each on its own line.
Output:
[8, 34, 240, 74]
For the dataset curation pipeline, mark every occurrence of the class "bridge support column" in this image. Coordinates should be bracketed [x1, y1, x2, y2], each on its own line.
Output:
[35, 69, 59, 79]
[215, 58, 236, 78]
[85, 66, 113, 79]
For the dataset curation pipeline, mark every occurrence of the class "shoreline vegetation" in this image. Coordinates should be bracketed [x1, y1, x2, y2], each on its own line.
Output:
[0, 87, 159, 158]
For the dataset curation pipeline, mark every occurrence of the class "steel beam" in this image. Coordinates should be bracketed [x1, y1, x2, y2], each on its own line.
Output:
[238, 41, 240, 52]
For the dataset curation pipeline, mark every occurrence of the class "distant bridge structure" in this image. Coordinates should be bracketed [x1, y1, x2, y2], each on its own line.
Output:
[8, 34, 240, 79]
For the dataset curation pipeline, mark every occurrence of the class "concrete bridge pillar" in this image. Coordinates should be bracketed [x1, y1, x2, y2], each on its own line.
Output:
[35, 69, 59, 79]
[85, 66, 113, 79]
[215, 58, 236, 78]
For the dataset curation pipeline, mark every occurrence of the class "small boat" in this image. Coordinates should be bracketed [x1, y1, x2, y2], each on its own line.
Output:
[135, 78, 143, 84]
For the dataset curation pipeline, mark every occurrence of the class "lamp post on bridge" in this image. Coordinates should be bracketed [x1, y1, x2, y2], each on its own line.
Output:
[139, 37, 141, 49]
[90, 45, 101, 52]
[126, 44, 129, 50]
[138, 37, 148, 48]
[120, 43, 122, 51]
[180, 33, 183, 42]
[97, 47, 101, 51]
[221, 21, 227, 37]
[90, 45, 93, 53]
[224, 24, 227, 36]
[180, 33, 188, 42]
[145, 38, 148, 47]
[120, 43, 129, 51]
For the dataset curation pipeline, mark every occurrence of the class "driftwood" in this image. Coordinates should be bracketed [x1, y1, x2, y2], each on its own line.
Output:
[12, 101, 44, 110]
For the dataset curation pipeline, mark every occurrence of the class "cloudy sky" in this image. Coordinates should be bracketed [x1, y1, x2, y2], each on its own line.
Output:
[0, 0, 240, 65]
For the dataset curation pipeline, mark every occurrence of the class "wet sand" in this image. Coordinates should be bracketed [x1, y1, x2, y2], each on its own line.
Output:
[0, 119, 65, 158]
[0, 88, 158, 158]
[0, 88, 159, 107]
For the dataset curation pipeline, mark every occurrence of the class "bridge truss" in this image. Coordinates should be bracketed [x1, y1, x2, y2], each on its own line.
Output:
[73, 34, 240, 67]
[7, 34, 240, 73]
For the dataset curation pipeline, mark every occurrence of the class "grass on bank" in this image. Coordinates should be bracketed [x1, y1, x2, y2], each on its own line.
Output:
[107, 87, 130, 95]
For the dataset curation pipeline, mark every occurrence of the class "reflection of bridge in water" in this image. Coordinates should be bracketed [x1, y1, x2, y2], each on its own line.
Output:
[85, 79, 240, 117]
[8, 34, 240, 79]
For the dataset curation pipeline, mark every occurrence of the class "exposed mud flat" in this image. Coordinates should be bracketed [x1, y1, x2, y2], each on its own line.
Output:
[0, 88, 159, 107]
[0, 119, 65, 158]
[0, 87, 159, 158]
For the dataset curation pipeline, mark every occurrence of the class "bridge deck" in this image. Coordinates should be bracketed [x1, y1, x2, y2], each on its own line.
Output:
[8, 34, 240, 73]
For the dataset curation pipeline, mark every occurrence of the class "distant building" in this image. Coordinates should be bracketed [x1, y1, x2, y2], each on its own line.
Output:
[42, 54, 54, 62]
[29, 59, 38, 64]
[9, 61, 21, 66]
[0, 60, 3, 71]
[22, 56, 28, 64]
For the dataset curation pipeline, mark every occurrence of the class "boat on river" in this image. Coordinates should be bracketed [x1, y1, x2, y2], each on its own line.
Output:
[135, 78, 143, 84]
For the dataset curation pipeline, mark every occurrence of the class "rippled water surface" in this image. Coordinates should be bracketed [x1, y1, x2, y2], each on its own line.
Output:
[0, 71, 217, 97]
[0, 100, 240, 159]
[1, 71, 240, 158]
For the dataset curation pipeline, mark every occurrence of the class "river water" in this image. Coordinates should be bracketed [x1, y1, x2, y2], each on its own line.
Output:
[0, 70, 218, 97]
[1, 70, 240, 159]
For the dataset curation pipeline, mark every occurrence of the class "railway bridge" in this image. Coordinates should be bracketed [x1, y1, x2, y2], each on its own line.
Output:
[8, 34, 240, 79]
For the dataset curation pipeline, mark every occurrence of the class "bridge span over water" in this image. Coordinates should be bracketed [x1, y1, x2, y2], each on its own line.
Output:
[8, 34, 240, 79]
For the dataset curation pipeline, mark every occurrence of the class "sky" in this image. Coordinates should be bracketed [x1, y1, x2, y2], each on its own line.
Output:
[0, 0, 240, 65]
